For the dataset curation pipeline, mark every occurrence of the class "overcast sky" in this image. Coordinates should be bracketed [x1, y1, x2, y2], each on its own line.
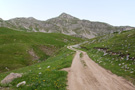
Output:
[0, 0, 134, 26]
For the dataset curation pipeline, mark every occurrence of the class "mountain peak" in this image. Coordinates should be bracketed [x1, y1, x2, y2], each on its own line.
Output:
[59, 13, 75, 19]
[27, 17, 36, 20]
[60, 12, 69, 16]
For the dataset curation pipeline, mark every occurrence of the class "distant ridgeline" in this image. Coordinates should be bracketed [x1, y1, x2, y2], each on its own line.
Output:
[0, 13, 134, 39]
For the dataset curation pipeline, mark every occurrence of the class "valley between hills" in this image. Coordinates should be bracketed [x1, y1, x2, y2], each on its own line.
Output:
[0, 13, 135, 90]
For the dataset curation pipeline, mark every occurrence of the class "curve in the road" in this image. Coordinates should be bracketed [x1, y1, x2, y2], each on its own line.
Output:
[65, 46, 135, 90]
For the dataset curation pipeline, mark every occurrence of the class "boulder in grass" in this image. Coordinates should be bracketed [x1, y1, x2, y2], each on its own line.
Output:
[1, 73, 22, 84]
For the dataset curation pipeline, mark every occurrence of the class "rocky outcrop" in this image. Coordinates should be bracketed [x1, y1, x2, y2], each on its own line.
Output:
[28, 49, 39, 61]
[0, 13, 134, 38]
[0, 18, 3, 21]
[1, 73, 22, 84]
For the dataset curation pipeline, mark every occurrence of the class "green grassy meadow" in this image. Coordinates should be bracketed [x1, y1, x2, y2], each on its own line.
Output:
[0, 27, 83, 73]
[80, 29, 135, 84]
[1, 26, 135, 89]
[0, 47, 75, 90]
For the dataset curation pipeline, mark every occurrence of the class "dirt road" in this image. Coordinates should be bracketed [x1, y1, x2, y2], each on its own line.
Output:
[65, 46, 135, 90]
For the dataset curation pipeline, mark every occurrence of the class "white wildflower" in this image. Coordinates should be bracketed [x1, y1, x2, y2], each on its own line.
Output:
[47, 66, 50, 68]
[39, 72, 42, 74]
[119, 64, 121, 66]
[39, 67, 42, 69]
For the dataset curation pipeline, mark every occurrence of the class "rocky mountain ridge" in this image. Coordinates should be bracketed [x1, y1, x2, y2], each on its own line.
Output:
[0, 13, 134, 38]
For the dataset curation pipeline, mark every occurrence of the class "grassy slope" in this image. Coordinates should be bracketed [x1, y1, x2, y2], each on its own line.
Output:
[0, 47, 75, 90]
[0, 27, 83, 73]
[81, 29, 135, 84]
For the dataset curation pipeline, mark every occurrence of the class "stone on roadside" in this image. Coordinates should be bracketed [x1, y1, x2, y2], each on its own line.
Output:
[16, 81, 26, 87]
[1, 73, 22, 84]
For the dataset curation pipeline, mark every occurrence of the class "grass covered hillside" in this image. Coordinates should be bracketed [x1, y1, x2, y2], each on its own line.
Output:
[0, 48, 75, 90]
[0, 27, 83, 73]
[81, 29, 135, 84]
